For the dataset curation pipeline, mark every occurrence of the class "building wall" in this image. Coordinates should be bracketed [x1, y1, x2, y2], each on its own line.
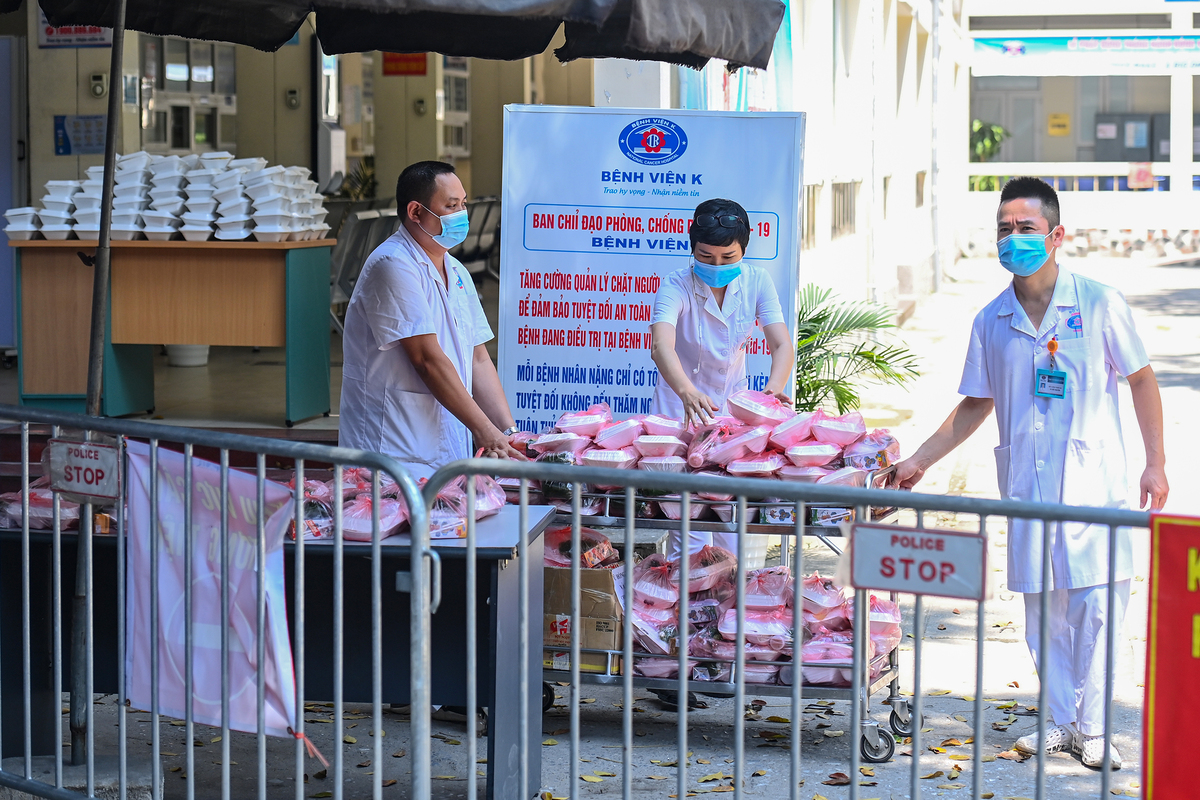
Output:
[234, 26, 313, 172]
[468, 59, 529, 199]
[371, 52, 439, 203]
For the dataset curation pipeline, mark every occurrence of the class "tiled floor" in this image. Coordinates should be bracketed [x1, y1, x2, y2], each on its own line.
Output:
[0, 275, 503, 431]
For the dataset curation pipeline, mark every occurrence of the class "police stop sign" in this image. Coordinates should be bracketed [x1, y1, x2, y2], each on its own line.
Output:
[46, 439, 120, 501]
[850, 523, 988, 601]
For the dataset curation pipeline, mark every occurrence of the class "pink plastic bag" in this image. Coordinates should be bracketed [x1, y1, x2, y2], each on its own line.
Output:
[713, 504, 758, 523]
[287, 477, 334, 505]
[778, 465, 833, 483]
[632, 435, 688, 458]
[784, 442, 842, 467]
[726, 390, 793, 427]
[811, 411, 867, 447]
[799, 629, 874, 686]
[725, 452, 786, 477]
[530, 432, 592, 455]
[691, 631, 787, 662]
[842, 429, 900, 470]
[594, 418, 644, 450]
[693, 471, 733, 501]
[717, 608, 794, 647]
[331, 467, 374, 500]
[816, 467, 868, 487]
[671, 545, 737, 593]
[343, 493, 408, 541]
[768, 410, 825, 450]
[801, 572, 850, 629]
[510, 431, 539, 458]
[544, 526, 618, 568]
[0, 476, 80, 530]
[706, 425, 772, 467]
[660, 495, 709, 520]
[637, 455, 687, 473]
[868, 595, 903, 657]
[634, 655, 695, 679]
[745, 566, 792, 611]
[424, 475, 504, 539]
[555, 403, 613, 437]
[689, 577, 737, 620]
[581, 446, 639, 490]
[633, 554, 680, 608]
[630, 604, 680, 655]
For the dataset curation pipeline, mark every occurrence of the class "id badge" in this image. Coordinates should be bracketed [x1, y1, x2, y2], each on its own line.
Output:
[1035, 368, 1067, 399]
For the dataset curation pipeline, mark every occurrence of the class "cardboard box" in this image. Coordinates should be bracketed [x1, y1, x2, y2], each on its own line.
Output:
[543, 566, 623, 674]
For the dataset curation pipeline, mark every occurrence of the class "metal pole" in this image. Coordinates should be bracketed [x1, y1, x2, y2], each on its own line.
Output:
[73, 0, 127, 763]
[84, 0, 126, 416]
[931, 0, 942, 292]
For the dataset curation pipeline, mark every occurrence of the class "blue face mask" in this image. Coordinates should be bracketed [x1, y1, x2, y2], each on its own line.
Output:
[997, 232, 1053, 277]
[420, 204, 470, 249]
[692, 257, 742, 288]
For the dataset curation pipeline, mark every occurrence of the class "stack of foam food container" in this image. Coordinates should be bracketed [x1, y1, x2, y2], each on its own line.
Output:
[110, 152, 151, 239]
[2, 205, 39, 240]
[246, 165, 330, 242]
[37, 180, 80, 239]
[141, 155, 188, 240]
[211, 156, 265, 241]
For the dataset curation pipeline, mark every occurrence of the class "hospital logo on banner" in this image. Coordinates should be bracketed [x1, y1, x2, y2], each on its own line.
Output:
[619, 117, 689, 166]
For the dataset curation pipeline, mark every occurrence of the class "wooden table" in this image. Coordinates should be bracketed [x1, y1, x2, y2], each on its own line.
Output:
[9, 239, 334, 425]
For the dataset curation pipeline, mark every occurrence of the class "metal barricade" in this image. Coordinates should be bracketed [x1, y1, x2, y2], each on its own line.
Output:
[421, 457, 1149, 800]
[0, 403, 434, 800]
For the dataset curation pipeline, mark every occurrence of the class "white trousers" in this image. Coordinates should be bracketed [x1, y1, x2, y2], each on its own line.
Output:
[1022, 580, 1130, 737]
[666, 530, 741, 561]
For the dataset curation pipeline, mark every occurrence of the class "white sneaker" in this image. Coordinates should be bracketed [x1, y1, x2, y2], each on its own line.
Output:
[1074, 733, 1123, 770]
[1014, 722, 1076, 755]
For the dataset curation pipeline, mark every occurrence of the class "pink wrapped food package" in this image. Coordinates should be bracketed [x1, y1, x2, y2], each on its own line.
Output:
[801, 572, 851, 631]
[692, 631, 788, 662]
[798, 629, 874, 686]
[671, 545, 737, 593]
[744, 566, 792, 611]
[581, 446, 639, 490]
[842, 429, 900, 470]
[633, 435, 688, 459]
[555, 403, 613, 437]
[642, 414, 687, 439]
[289, 477, 335, 505]
[543, 525, 618, 568]
[593, 418, 644, 450]
[530, 431, 592, 455]
[744, 661, 783, 684]
[634, 656, 696, 679]
[637, 455, 687, 473]
[811, 411, 867, 447]
[726, 389, 794, 427]
[717, 607, 794, 647]
[713, 504, 759, 523]
[694, 471, 733, 501]
[868, 594, 903, 656]
[768, 410, 824, 450]
[331, 466, 373, 499]
[422, 475, 505, 539]
[778, 465, 833, 483]
[0, 477, 80, 530]
[509, 430, 539, 458]
[633, 554, 680, 608]
[660, 494, 709, 521]
[705, 425, 772, 467]
[343, 493, 408, 541]
[816, 466, 868, 487]
[725, 452, 786, 477]
[784, 442, 842, 467]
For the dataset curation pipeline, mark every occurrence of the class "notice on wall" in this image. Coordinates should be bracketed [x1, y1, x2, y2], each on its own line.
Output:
[498, 106, 804, 433]
[1143, 514, 1200, 799]
[382, 52, 427, 76]
[1047, 113, 1070, 137]
[37, 9, 110, 48]
[53, 114, 106, 156]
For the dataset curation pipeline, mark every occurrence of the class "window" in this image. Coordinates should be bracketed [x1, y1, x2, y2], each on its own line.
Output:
[969, 14, 1170, 30]
[141, 36, 162, 90]
[215, 45, 236, 96]
[194, 108, 217, 146]
[189, 42, 214, 93]
[444, 75, 469, 113]
[831, 181, 857, 240]
[802, 184, 820, 250]
[144, 110, 167, 143]
[915, 171, 926, 208]
[165, 38, 189, 91]
[170, 106, 190, 149]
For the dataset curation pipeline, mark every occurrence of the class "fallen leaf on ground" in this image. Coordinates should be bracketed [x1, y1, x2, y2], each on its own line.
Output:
[859, 767, 874, 777]
[752, 770, 766, 777]
[580, 698, 596, 704]
[698, 773, 726, 783]
[594, 771, 616, 777]
[936, 784, 965, 790]
[954, 714, 968, 722]
[542, 739, 558, 746]
[941, 738, 964, 747]
[311, 793, 333, 798]
[996, 750, 1029, 762]
[391, 750, 406, 758]
[580, 775, 603, 783]
[767, 716, 791, 723]
[949, 754, 972, 761]
[952, 609, 961, 614]
[343, 736, 356, 744]
[697, 758, 710, 764]
[357, 761, 370, 768]
[314, 770, 327, 780]
[551, 728, 569, 735]
[822, 773, 850, 786]
[981, 794, 993, 799]
[920, 771, 945, 779]
[928, 746, 946, 754]
[929, 690, 952, 696]
[382, 779, 396, 787]
[823, 730, 844, 738]
[1007, 681, 1020, 688]
[648, 776, 668, 780]
[937, 624, 947, 630]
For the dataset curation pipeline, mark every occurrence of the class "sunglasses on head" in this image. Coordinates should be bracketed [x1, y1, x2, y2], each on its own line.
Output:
[694, 213, 746, 229]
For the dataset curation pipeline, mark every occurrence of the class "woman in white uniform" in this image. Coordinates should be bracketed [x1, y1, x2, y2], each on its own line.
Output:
[649, 198, 795, 559]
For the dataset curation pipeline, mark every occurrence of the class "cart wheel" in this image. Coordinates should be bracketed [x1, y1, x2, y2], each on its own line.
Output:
[542, 682, 555, 713]
[889, 709, 924, 737]
[860, 730, 896, 763]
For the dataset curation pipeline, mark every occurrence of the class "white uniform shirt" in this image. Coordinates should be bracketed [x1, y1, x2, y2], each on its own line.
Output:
[339, 224, 493, 480]
[958, 267, 1149, 592]
[649, 265, 785, 419]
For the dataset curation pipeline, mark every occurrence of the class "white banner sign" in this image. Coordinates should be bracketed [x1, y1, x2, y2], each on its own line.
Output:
[973, 35, 1200, 77]
[499, 106, 805, 432]
[46, 439, 119, 500]
[850, 524, 988, 601]
[125, 441, 298, 737]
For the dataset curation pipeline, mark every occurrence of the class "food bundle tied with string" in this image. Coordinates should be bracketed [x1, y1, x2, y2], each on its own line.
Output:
[506, 393, 900, 523]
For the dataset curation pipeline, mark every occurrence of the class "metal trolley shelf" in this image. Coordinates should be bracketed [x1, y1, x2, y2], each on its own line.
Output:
[541, 467, 911, 763]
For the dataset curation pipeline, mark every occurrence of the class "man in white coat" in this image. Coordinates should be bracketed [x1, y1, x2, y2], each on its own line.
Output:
[339, 161, 525, 479]
[892, 177, 1168, 769]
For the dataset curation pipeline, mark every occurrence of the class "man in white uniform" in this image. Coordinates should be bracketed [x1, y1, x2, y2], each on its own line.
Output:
[339, 161, 525, 479]
[892, 178, 1168, 769]
[649, 198, 794, 558]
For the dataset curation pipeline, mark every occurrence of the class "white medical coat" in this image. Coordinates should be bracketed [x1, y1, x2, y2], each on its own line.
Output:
[649, 265, 785, 419]
[958, 268, 1149, 592]
[339, 224, 493, 480]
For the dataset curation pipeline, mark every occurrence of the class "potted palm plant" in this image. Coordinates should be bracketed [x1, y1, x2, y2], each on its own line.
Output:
[793, 284, 920, 413]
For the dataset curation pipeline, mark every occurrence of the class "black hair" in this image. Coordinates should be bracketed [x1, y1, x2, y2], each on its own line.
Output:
[998, 177, 1061, 230]
[689, 198, 751, 253]
[396, 160, 457, 209]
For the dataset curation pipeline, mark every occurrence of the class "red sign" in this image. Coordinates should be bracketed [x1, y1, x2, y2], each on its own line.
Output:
[1144, 514, 1200, 799]
[382, 53, 427, 76]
